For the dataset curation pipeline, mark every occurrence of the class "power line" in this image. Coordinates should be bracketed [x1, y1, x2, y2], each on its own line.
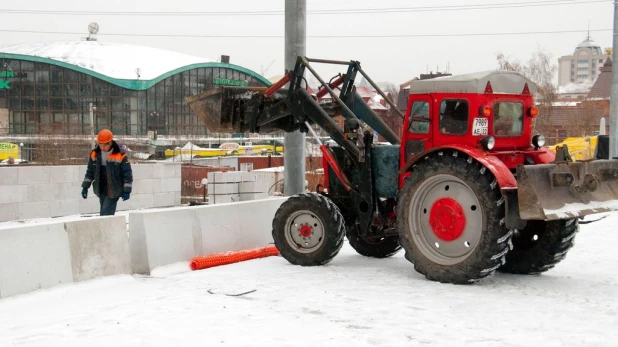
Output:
[0, 0, 610, 16]
[0, 28, 611, 38]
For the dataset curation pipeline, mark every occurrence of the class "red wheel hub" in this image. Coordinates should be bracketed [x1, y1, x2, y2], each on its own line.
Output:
[299, 225, 312, 237]
[429, 198, 466, 241]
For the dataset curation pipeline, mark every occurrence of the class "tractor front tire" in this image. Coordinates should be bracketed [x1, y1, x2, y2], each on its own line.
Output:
[396, 151, 513, 284]
[272, 193, 345, 266]
[499, 219, 578, 274]
[346, 224, 401, 258]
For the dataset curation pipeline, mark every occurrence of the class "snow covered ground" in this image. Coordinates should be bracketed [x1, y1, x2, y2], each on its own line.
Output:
[1, 213, 617, 347]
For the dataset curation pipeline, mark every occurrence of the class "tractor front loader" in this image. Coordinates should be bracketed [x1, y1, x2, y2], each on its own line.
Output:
[188, 56, 618, 284]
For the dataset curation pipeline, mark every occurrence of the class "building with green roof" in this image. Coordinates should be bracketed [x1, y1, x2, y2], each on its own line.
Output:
[0, 40, 269, 138]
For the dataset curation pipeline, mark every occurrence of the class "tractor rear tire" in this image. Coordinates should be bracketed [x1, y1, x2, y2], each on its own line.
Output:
[272, 193, 345, 266]
[499, 219, 578, 274]
[396, 151, 513, 284]
[346, 224, 402, 258]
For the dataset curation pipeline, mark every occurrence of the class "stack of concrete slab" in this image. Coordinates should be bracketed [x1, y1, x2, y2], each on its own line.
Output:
[0, 162, 182, 222]
[207, 171, 269, 204]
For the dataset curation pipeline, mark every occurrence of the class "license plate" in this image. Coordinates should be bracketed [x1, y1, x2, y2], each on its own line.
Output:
[472, 118, 488, 136]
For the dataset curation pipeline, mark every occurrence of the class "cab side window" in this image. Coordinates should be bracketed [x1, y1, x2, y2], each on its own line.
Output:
[408, 101, 430, 134]
[439, 99, 468, 135]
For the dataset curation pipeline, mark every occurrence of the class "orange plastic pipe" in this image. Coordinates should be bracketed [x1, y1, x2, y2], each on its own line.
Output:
[190, 245, 280, 270]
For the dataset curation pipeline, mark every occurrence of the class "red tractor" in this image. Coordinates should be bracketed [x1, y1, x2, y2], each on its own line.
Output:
[189, 57, 618, 284]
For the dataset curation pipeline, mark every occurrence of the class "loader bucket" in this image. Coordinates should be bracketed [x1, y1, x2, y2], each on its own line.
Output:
[185, 86, 267, 133]
[516, 160, 618, 220]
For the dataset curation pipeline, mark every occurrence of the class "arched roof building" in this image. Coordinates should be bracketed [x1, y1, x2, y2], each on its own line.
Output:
[0, 40, 269, 137]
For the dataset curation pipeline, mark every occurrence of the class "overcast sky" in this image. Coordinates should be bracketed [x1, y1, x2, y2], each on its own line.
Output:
[0, 0, 613, 85]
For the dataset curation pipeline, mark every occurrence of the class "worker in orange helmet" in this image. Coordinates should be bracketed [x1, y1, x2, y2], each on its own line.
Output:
[81, 129, 133, 216]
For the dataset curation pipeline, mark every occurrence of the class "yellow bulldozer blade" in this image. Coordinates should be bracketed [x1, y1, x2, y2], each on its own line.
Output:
[517, 160, 618, 220]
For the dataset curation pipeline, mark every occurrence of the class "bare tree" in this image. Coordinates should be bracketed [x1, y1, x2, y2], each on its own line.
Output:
[497, 48, 558, 138]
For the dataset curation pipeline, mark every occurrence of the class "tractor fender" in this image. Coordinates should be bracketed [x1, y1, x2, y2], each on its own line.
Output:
[399, 145, 517, 189]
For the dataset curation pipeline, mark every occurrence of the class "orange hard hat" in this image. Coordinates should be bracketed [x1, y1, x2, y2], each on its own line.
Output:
[97, 129, 113, 143]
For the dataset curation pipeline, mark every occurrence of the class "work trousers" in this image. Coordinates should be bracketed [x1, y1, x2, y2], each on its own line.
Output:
[99, 195, 119, 216]
[98, 166, 119, 216]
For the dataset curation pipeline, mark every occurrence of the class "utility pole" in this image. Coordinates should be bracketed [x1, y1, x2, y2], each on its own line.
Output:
[284, 0, 306, 195]
[610, 0, 618, 158]
[89, 103, 96, 149]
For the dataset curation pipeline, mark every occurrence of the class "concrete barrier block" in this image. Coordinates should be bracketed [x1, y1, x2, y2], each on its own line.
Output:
[0, 203, 19, 222]
[129, 208, 201, 275]
[239, 192, 269, 201]
[27, 184, 56, 202]
[0, 185, 28, 204]
[17, 166, 50, 185]
[153, 164, 165, 178]
[239, 180, 269, 193]
[195, 204, 240, 254]
[0, 167, 18, 185]
[236, 198, 286, 249]
[196, 198, 286, 254]
[129, 194, 154, 210]
[116, 199, 129, 211]
[131, 164, 154, 179]
[160, 177, 180, 193]
[0, 223, 73, 298]
[50, 199, 80, 217]
[54, 182, 79, 201]
[153, 192, 175, 207]
[208, 194, 239, 204]
[65, 216, 131, 282]
[134, 178, 161, 194]
[208, 183, 239, 194]
[240, 172, 258, 182]
[18, 201, 51, 220]
[79, 196, 100, 214]
[78, 165, 88, 180]
[174, 191, 182, 205]
[50, 166, 79, 183]
[163, 163, 181, 178]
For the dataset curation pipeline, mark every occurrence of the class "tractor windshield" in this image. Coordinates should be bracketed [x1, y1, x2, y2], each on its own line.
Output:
[493, 102, 524, 136]
[408, 101, 430, 134]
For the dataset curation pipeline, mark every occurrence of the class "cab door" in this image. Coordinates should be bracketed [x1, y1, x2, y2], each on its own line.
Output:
[400, 94, 433, 173]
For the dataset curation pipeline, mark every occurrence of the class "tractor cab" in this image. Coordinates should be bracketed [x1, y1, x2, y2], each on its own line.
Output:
[400, 71, 542, 169]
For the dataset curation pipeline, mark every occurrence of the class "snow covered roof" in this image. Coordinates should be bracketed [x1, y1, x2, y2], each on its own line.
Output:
[558, 81, 593, 94]
[575, 37, 603, 55]
[407, 70, 537, 95]
[0, 40, 270, 90]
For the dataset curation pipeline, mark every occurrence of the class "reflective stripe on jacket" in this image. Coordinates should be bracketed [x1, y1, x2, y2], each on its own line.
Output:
[82, 141, 133, 198]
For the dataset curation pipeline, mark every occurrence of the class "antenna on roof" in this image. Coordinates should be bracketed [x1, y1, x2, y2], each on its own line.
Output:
[86, 22, 99, 41]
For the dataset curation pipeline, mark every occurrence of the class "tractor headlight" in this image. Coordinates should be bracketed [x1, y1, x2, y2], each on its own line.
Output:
[480, 136, 495, 151]
[532, 134, 545, 148]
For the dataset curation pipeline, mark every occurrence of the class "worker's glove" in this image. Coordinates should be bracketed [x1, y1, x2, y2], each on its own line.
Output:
[81, 188, 88, 199]
[121, 192, 130, 201]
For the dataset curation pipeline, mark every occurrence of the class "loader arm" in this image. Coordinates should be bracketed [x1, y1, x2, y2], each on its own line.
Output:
[186, 56, 402, 233]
